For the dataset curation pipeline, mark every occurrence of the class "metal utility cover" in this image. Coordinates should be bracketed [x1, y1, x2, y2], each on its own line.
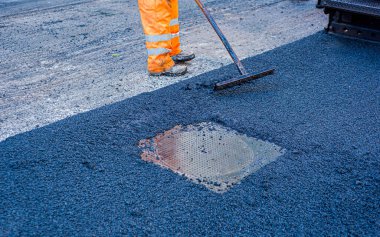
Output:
[139, 122, 285, 193]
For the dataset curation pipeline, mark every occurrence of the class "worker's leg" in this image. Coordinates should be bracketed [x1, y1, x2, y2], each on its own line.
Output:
[169, 0, 181, 56]
[169, 0, 195, 63]
[138, 0, 175, 74]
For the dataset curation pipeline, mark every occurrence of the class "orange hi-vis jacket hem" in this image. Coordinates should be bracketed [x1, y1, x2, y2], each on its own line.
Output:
[138, 0, 182, 73]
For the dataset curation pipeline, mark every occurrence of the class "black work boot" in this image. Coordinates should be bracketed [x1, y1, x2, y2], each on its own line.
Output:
[149, 64, 188, 77]
[171, 51, 195, 63]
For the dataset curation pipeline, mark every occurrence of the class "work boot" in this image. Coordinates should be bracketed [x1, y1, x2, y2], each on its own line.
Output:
[171, 51, 195, 63]
[150, 64, 188, 77]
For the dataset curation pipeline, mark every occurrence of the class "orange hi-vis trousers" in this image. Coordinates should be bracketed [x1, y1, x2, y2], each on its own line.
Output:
[138, 0, 182, 73]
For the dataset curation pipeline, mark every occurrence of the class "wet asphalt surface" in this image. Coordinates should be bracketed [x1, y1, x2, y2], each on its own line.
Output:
[1, 32, 379, 236]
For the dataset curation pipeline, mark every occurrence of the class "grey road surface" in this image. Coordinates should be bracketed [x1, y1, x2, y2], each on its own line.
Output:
[0, 0, 325, 141]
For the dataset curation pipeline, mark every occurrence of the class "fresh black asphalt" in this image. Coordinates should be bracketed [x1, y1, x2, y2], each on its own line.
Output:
[1, 32, 379, 236]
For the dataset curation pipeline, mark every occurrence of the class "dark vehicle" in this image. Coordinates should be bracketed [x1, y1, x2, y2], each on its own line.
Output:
[317, 0, 380, 42]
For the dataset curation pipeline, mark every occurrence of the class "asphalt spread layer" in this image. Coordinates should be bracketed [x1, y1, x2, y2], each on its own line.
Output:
[1, 32, 379, 236]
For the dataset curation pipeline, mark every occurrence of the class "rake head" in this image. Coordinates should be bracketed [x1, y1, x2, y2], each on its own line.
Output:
[214, 69, 275, 91]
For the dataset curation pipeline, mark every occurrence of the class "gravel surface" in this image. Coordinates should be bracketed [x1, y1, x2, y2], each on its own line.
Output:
[1, 32, 379, 236]
[0, 0, 325, 141]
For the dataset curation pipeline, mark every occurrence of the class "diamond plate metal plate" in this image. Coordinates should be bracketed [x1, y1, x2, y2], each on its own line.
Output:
[139, 122, 285, 193]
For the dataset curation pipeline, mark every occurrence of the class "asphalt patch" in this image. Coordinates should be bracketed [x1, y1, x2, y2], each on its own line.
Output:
[139, 122, 284, 193]
[1, 32, 379, 236]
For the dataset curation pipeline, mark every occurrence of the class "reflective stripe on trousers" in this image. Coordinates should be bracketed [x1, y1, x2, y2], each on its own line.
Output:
[170, 18, 179, 26]
[145, 32, 180, 43]
[147, 48, 170, 56]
